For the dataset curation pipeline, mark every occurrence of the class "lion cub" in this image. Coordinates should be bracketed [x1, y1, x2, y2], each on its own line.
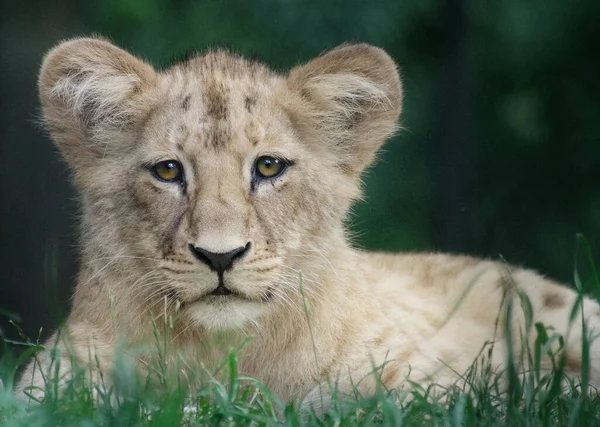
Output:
[16, 37, 600, 405]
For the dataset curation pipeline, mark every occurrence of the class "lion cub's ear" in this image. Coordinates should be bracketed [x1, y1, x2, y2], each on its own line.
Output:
[39, 37, 157, 168]
[288, 44, 402, 176]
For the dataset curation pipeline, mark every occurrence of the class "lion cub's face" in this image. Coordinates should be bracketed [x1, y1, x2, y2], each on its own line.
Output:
[38, 38, 402, 330]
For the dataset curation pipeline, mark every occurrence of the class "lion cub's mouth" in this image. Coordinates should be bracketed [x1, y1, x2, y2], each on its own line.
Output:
[209, 284, 233, 296]
[181, 284, 246, 307]
[170, 279, 272, 308]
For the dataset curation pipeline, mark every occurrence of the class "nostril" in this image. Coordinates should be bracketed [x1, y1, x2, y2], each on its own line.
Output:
[189, 242, 251, 274]
[189, 244, 212, 267]
[232, 242, 251, 262]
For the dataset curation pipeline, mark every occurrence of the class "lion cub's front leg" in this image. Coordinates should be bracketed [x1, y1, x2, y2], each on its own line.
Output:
[14, 321, 118, 402]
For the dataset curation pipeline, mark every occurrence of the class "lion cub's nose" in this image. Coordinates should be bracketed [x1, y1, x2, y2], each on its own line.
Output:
[189, 243, 250, 274]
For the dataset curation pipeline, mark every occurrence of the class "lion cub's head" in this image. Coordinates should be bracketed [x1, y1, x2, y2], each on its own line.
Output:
[39, 38, 402, 330]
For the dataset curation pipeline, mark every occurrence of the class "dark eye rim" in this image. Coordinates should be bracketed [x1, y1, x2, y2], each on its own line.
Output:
[254, 156, 290, 180]
[149, 159, 185, 183]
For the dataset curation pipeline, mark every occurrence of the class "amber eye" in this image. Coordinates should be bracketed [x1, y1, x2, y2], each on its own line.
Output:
[255, 156, 286, 179]
[151, 160, 183, 183]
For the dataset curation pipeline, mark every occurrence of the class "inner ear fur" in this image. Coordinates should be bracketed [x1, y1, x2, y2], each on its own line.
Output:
[39, 37, 157, 168]
[287, 43, 402, 176]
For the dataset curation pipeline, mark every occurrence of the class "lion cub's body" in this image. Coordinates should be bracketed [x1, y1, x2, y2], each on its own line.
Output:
[16, 38, 600, 405]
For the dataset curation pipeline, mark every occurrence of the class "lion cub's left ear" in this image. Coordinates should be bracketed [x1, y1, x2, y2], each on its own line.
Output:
[39, 37, 158, 170]
[287, 44, 402, 176]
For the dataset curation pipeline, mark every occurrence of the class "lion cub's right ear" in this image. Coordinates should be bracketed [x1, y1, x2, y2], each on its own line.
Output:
[39, 37, 157, 168]
[287, 44, 402, 178]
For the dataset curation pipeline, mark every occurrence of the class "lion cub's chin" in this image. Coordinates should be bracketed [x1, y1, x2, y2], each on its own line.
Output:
[187, 299, 267, 330]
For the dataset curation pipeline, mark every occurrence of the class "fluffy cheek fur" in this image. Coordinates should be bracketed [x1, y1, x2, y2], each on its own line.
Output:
[127, 176, 188, 255]
[114, 176, 184, 259]
[78, 164, 189, 311]
[80, 165, 157, 256]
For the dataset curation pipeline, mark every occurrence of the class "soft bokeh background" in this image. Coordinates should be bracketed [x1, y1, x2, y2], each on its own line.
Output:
[1, 0, 599, 365]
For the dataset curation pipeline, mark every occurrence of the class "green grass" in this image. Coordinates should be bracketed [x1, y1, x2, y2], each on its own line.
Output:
[2, 348, 600, 427]
[1, 236, 600, 426]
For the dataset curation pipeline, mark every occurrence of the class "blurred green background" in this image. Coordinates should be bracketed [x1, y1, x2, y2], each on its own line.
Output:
[1, 0, 599, 363]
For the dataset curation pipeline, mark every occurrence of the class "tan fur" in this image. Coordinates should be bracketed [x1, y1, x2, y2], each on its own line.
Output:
[16, 37, 600, 406]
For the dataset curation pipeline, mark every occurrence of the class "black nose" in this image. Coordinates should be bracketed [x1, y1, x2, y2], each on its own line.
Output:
[189, 243, 250, 274]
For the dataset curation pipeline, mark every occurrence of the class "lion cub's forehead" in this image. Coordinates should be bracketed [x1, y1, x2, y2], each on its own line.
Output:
[150, 50, 287, 155]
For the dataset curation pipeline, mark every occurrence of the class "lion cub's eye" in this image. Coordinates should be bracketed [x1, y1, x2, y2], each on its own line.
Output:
[151, 160, 183, 183]
[255, 156, 286, 179]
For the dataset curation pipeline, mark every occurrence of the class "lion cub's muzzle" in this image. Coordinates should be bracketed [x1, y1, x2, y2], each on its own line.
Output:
[188, 242, 251, 295]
